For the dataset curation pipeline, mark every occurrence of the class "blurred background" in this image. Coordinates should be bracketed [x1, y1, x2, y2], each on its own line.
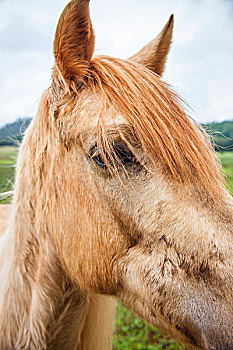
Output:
[0, 0, 233, 349]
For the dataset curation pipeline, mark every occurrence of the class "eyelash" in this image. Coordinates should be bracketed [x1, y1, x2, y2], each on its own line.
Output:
[91, 145, 136, 168]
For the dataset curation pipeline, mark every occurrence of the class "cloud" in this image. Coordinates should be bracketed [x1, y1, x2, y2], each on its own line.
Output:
[0, 13, 50, 53]
[164, 0, 233, 122]
[0, 0, 232, 127]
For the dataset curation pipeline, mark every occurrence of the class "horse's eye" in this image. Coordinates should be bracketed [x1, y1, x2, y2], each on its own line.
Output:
[92, 153, 107, 168]
[91, 145, 135, 168]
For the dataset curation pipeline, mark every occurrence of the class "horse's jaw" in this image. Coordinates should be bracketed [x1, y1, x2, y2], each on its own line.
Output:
[114, 223, 233, 350]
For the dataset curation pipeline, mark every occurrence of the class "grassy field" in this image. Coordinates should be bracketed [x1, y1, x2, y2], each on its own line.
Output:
[1, 146, 233, 349]
[218, 152, 233, 194]
[113, 304, 180, 350]
[0, 146, 17, 203]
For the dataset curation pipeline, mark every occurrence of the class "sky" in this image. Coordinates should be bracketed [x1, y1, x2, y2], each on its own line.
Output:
[0, 0, 233, 127]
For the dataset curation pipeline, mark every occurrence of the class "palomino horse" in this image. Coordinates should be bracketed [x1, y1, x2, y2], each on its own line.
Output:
[0, 0, 232, 349]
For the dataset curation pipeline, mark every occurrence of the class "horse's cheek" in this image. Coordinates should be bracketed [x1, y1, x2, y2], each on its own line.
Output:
[49, 195, 123, 294]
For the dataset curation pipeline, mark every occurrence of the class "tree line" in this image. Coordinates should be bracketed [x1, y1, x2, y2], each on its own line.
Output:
[0, 118, 233, 151]
[0, 118, 32, 146]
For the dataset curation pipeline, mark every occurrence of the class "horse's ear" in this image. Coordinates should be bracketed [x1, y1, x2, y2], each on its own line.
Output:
[129, 15, 174, 76]
[53, 0, 94, 87]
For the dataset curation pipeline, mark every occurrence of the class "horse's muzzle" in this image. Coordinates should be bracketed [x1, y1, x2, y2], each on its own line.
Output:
[201, 331, 233, 350]
[172, 287, 233, 350]
[184, 307, 233, 350]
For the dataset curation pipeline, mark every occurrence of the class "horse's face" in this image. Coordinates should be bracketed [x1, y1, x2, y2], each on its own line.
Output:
[47, 1, 233, 349]
[50, 85, 232, 350]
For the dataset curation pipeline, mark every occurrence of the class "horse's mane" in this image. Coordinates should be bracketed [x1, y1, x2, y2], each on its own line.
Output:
[84, 56, 223, 198]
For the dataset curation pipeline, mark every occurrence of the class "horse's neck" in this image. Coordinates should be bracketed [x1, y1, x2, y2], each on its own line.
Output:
[0, 209, 115, 350]
[0, 204, 89, 349]
[0, 97, 116, 349]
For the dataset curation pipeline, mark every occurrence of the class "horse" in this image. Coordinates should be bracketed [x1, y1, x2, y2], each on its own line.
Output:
[0, 0, 232, 349]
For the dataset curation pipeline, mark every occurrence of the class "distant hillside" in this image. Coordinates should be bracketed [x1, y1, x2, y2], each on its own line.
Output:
[203, 121, 233, 151]
[0, 118, 32, 146]
[0, 118, 233, 150]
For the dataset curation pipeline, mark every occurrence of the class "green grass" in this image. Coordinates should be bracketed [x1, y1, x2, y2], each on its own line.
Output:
[0, 145, 18, 159]
[113, 304, 180, 350]
[218, 152, 233, 194]
[1, 146, 233, 348]
[0, 146, 17, 203]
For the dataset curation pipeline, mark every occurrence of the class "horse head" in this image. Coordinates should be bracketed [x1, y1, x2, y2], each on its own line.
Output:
[2, 1, 232, 349]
